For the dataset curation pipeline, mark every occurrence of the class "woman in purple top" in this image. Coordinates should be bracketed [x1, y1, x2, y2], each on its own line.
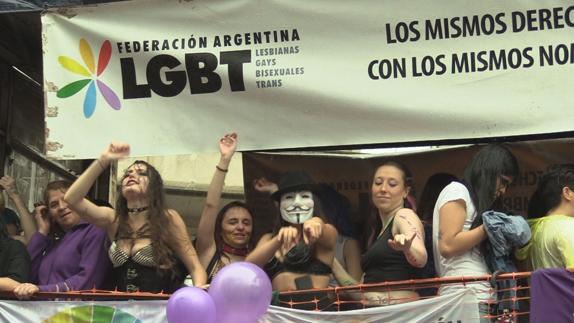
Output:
[11, 180, 111, 299]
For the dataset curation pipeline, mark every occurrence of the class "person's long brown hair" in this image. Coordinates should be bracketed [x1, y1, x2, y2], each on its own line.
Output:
[43, 180, 71, 239]
[116, 161, 178, 274]
[213, 201, 255, 260]
[363, 160, 414, 250]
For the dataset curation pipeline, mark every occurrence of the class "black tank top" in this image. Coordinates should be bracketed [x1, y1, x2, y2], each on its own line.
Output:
[206, 250, 225, 284]
[361, 217, 418, 284]
[111, 223, 186, 293]
[264, 242, 332, 280]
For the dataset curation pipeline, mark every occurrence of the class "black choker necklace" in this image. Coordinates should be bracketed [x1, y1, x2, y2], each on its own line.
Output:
[127, 206, 149, 213]
[222, 243, 249, 257]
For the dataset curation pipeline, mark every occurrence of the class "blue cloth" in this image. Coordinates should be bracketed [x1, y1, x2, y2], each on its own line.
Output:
[481, 211, 531, 316]
[482, 211, 531, 273]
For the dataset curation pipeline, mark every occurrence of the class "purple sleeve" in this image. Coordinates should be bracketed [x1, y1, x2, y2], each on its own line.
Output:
[38, 226, 111, 292]
[27, 232, 50, 284]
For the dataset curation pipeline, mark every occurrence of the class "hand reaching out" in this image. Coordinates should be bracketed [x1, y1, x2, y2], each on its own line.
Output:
[303, 217, 323, 245]
[388, 231, 416, 252]
[100, 141, 130, 163]
[276, 226, 299, 251]
[253, 177, 278, 194]
[219, 133, 237, 160]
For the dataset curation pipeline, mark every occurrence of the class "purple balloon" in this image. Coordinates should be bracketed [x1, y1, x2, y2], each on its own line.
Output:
[167, 287, 216, 323]
[208, 262, 272, 323]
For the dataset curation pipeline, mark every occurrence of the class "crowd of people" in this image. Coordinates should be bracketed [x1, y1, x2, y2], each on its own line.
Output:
[1, 135, 573, 317]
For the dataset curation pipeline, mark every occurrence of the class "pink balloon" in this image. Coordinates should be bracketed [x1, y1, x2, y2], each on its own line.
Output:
[167, 287, 216, 323]
[208, 262, 272, 323]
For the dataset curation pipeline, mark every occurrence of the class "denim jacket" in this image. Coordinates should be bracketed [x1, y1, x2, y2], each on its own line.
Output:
[482, 210, 531, 273]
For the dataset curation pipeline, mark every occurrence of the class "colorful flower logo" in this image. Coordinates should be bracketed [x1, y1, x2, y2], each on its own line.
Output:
[57, 38, 121, 118]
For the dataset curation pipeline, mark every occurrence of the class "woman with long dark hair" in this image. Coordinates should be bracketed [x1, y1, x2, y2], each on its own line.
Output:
[195, 133, 255, 282]
[516, 164, 574, 269]
[319, 185, 363, 284]
[415, 172, 458, 294]
[332, 160, 427, 306]
[63, 142, 206, 292]
[433, 144, 518, 308]
[418, 173, 458, 225]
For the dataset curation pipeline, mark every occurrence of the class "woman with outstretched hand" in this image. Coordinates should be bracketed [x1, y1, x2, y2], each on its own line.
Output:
[332, 160, 427, 306]
[246, 170, 338, 310]
[63, 142, 206, 293]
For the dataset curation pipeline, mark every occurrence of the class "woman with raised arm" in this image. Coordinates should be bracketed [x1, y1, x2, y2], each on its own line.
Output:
[433, 144, 518, 318]
[63, 142, 206, 293]
[246, 170, 338, 310]
[9, 180, 111, 299]
[331, 160, 427, 306]
[0, 176, 38, 245]
[195, 133, 256, 282]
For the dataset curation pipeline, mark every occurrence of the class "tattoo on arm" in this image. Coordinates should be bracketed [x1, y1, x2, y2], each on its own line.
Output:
[404, 249, 420, 267]
[438, 230, 442, 240]
[399, 214, 423, 241]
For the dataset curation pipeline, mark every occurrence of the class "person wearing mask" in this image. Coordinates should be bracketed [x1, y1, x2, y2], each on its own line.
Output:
[253, 179, 362, 284]
[247, 171, 337, 310]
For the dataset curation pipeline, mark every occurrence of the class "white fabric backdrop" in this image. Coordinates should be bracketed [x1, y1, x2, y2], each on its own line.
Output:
[42, 0, 574, 158]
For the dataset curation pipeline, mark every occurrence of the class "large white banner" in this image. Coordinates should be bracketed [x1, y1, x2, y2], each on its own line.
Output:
[42, 0, 574, 159]
[0, 289, 479, 322]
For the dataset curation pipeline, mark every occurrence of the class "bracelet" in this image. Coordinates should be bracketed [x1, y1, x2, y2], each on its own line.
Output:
[216, 165, 228, 173]
[96, 159, 107, 171]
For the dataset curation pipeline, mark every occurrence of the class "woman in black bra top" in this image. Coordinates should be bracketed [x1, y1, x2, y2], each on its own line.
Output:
[64, 142, 207, 293]
[246, 171, 338, 310]
[332, 160, 428, 306]
[195, 133, 256, 283]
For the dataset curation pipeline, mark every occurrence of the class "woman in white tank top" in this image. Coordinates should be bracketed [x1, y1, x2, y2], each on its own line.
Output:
[433, 144, 518, 320]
